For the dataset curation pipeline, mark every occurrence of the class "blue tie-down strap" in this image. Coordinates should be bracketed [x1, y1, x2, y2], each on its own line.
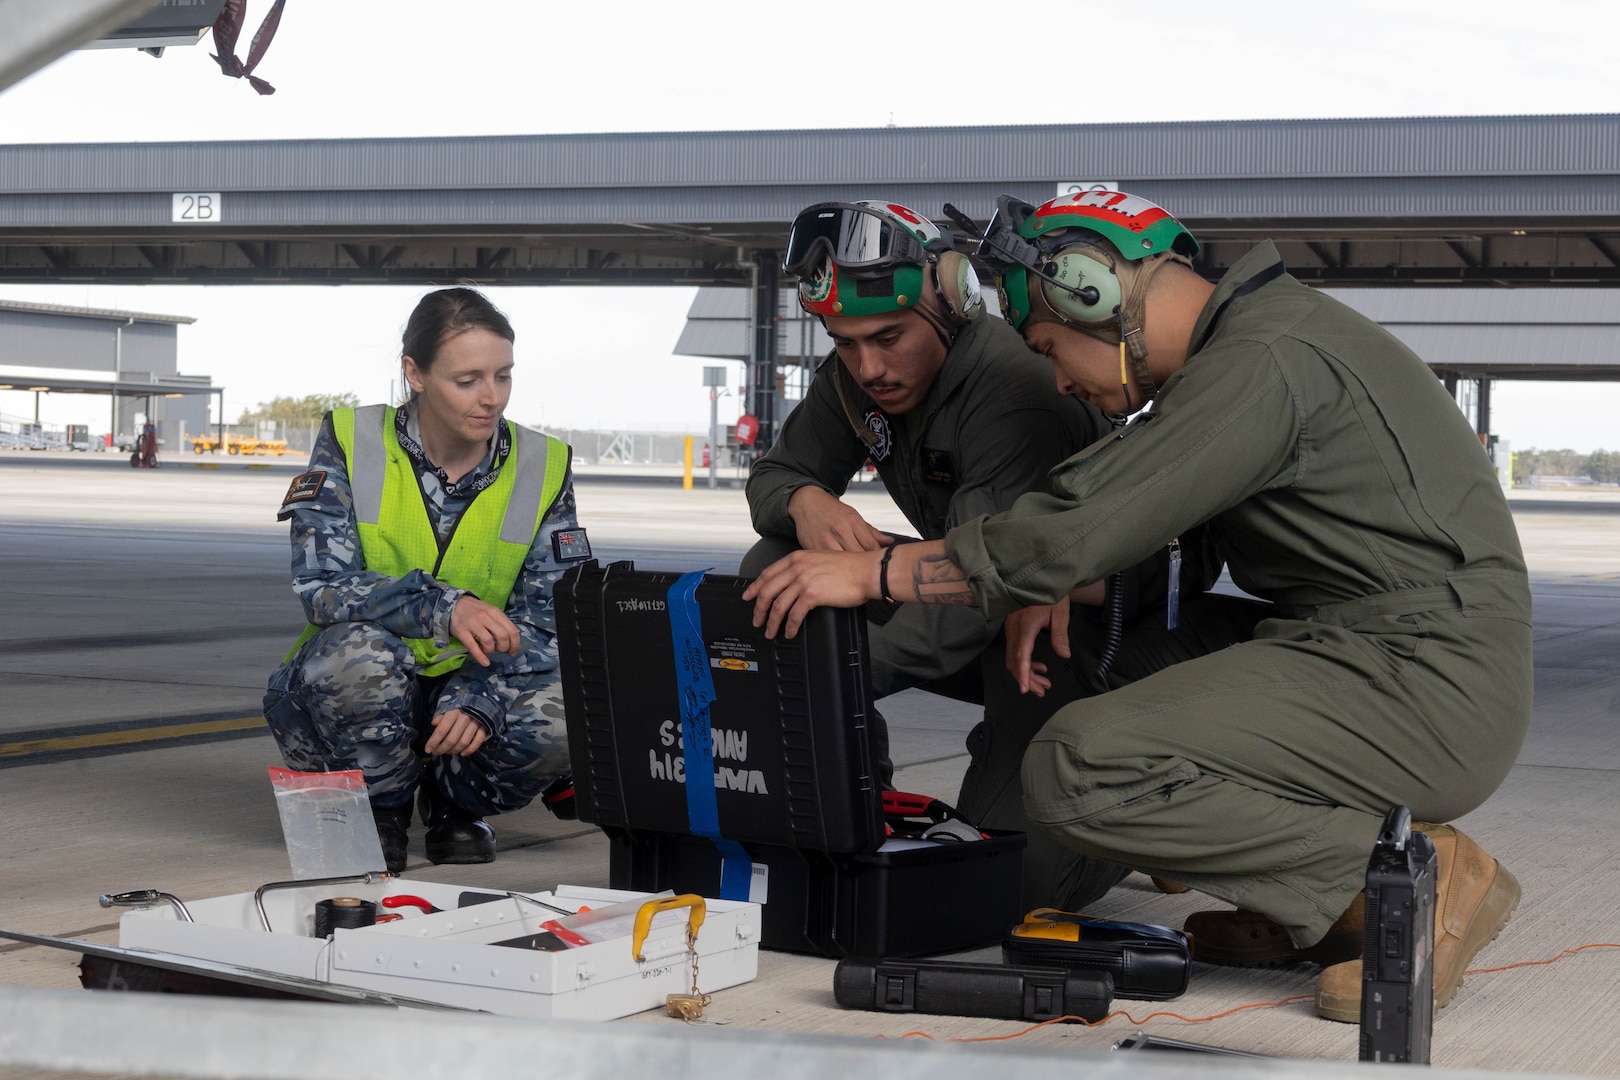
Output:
[667, 569, 753, 901]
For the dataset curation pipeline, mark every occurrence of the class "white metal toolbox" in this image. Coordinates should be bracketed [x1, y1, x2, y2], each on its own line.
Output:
[113, 880, 761, 1021]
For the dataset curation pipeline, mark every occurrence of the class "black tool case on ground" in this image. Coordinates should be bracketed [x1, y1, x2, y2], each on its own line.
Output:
[556, 560, 1025, 957]
[833, 957, 1113, 1023]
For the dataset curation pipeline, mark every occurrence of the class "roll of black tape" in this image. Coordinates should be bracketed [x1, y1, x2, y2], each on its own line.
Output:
[313, 896, 378, 937]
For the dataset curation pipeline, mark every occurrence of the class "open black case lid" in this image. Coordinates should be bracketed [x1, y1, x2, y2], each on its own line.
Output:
[555, 560, 885, 856]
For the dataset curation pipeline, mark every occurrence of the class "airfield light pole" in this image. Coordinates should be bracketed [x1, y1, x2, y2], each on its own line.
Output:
[750, 253, 781, 454]
[703, 366, 726, 490]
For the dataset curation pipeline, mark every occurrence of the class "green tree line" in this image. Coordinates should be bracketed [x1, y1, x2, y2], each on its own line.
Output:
[1511, 448, 1620, 486]
[237, 393, 359, 428]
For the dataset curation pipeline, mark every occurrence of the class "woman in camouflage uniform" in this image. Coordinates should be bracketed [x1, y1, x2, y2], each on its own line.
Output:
[264, 288, 584, 873]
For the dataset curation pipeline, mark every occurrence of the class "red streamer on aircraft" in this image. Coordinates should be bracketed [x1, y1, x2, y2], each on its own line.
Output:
[210, 0, 286, 96]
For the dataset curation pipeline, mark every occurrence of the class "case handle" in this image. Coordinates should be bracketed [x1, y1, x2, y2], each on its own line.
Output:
[632, 894, 706, 962]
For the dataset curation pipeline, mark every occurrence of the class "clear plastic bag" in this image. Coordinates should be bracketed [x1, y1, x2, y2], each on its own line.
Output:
[268, 767, 388, 879]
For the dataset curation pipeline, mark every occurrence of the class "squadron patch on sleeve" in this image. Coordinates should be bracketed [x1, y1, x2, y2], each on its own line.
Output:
[282, 470, 327, 505]
[552, 528, 592, 562]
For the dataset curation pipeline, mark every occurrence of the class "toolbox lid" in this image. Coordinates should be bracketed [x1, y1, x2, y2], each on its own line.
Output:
[556, 561, 884, 855]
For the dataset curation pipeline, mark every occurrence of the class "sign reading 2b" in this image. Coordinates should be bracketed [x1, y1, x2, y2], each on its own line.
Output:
[172, 193, 222, 223]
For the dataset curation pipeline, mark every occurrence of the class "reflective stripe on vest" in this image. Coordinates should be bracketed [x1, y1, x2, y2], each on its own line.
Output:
[285, 405, 568, 676]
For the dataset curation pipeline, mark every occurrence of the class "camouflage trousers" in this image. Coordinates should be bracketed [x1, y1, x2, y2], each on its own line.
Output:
[263, 622, 570, 817]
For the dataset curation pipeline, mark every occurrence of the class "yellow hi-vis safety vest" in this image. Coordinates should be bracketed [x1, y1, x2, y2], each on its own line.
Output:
[285, 404, 569, 677]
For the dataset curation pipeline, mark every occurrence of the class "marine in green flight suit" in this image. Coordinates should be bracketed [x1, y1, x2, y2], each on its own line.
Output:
[745, 191, 1530, 1023]
[750, 199, 1251, 911]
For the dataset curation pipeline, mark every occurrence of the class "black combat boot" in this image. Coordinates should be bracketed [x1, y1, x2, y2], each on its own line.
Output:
[417, 782, 496, 865]
[370, 799, 413, 874]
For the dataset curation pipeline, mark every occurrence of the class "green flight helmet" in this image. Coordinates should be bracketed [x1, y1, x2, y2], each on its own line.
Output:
[785, 201, 981, 322]
[981, 191, 1199, 331]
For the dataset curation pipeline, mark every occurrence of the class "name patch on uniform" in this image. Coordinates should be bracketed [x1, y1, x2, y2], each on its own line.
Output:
[863, 409, 893, 464]
[923, 448, 958, 486]
[552, 528, 593, 562]
[282, 470, 327, 504]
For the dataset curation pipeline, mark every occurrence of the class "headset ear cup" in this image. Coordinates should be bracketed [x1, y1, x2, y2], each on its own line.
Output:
[1040, 248, 1121, 325]
[933, 251, 983, 323]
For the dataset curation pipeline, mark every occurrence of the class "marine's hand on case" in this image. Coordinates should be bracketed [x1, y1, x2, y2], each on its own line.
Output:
[743, 548, 881, 640]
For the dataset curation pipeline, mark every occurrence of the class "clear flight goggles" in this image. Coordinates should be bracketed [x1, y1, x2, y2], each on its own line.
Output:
[781, 203, 928, 277]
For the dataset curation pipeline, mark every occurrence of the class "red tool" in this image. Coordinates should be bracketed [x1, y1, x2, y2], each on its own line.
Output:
[381, 895, 441, 915]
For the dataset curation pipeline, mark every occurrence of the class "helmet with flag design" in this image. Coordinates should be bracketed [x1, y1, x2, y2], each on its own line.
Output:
[979, 190, 1199, 333]
[783, 201, 981, 325]
[976, 190, 1198, 407]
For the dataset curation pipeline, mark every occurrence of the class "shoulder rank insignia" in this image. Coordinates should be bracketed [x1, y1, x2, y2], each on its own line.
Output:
[282, 470, 327, 505]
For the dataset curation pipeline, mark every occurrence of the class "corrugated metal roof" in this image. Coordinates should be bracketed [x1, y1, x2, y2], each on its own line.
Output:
[3, 114, 1615, 194]
[1383, 324, 1620, 372]
[675, 287, 1620, 374]
[3, 177, 1614, 231]
[0, 299, 195, 323]
[1324, 288, 1620, 324]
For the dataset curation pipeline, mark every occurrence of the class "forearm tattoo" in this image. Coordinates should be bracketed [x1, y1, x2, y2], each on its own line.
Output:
[912, 554, 976, 606]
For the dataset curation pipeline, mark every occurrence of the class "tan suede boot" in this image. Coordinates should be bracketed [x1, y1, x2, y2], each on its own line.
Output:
[1183, 899, 1363, 968]
[1315, 825, 1520, 1023]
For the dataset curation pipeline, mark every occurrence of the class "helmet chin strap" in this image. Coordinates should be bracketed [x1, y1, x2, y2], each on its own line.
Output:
[913, 264, 958, 348]
[1118, 341, 1134, 416]
[1112, 251, 1188, 407]
[1031, 249, 1185, 409]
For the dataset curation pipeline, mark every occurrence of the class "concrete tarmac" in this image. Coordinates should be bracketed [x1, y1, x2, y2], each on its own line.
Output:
[3, 452, 1620, 1075]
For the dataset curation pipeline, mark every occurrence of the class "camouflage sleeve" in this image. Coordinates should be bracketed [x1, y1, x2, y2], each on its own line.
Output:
[434, 470, 580, 737]
[277, 413, 464, 648]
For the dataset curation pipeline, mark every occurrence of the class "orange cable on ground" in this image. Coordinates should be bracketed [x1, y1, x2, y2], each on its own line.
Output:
[1466, 941, 1620, 975]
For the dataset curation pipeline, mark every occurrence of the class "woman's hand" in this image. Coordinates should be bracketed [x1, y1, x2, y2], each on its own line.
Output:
[1005, 597, 1073, 697]
[450, 595, 522, 667]
[742, 548, 881, 640]
[424, 708, 489, 756]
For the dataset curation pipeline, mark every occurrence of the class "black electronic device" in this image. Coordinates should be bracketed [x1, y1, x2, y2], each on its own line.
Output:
[1002, 909, 1191, 1001]
[833, 957, 1113, 1023]
[1360, 806, 1437, 1065]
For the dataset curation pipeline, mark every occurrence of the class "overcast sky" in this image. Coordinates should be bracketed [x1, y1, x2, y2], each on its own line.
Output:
[2, 0, 1619, 451]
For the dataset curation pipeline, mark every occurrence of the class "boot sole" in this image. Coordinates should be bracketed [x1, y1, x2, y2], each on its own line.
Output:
[1436, 861, 1521, 1008]
[425, 841, 496, 865]
[1190, 930, 1362, 969]
[1315, 861, 1522, 1023]
[426, 850, 496, 865]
